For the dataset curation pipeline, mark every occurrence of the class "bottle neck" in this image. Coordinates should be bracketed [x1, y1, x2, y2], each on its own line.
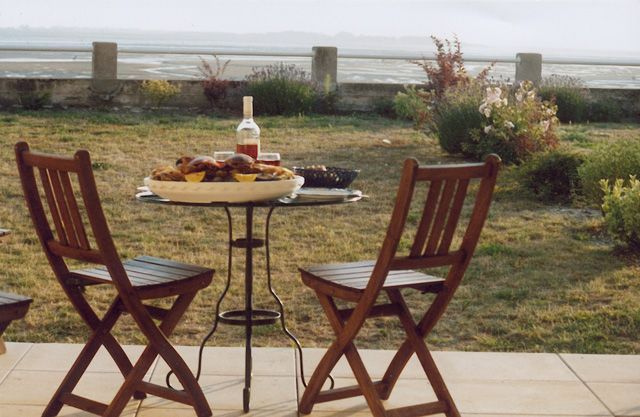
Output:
[243, 96, 253, 119]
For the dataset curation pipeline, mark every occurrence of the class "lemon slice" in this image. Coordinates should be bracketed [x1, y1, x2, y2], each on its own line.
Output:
[233, 173, 257, 182]
[185, 171, 206, 182]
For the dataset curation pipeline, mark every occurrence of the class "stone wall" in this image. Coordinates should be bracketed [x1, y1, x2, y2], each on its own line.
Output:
[0, 77, 638, 117]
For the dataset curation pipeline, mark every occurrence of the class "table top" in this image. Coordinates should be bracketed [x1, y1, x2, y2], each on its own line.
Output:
[135, 191, 363, 208]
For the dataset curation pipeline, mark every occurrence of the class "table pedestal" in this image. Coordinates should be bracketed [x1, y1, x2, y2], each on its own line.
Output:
[168, 205, 325, 412]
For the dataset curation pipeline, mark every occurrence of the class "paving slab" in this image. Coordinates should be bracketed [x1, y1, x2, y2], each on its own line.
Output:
[151, 345, 295, 377]
[0, 342, 31, 382]
[0, 403, 139, 417]
[13, 342, 150, 374]
[588, 382, 640, 417]
[143, 373, 298, 412]
[299, 376, 611, 416]
[561, 353, 640, 383]
[301, 348, 578, 381]
[0, 370, 143, 406]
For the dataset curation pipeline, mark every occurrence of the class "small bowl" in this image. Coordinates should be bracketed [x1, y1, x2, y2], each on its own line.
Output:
[292, 167, 360, 189]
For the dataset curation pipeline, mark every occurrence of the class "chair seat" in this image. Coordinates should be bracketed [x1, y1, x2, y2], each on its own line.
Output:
[0, 291, 32, 323]
[70, 256, 213, 299]
[300, 260, 445, 301]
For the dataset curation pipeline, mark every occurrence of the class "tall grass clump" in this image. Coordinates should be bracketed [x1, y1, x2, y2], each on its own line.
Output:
[246, 63, 316, 115]
[538, 75, 588, 123]
[578, 138, 640, 205]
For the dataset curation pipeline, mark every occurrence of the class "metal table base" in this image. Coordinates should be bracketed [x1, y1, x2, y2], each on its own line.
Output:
[136, 194, 356, 412]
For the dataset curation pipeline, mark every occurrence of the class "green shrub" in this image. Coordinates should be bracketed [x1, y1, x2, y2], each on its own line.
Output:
[393, 85, 430, 127]
[578, 138, 640, 204]
[601, 176, 640, 248]
[464, 81, 559, 164]
[245, 63, 316, 115]
[372, 97, 396, 118]
[587, 98, 624, 122]
[433, 84, 484, 154]
[18, 90, 51, 110]
[538, 75, 588, 123]
[561, 130, 590, 143]
[520, 150, 584, 203]
[140, 80, 180, 107]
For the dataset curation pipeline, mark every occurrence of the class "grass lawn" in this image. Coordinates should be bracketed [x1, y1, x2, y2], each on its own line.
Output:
[1, 110, 639, 354]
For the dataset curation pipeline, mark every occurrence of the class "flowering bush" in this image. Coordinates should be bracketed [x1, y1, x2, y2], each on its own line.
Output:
[199, 55, 230, 108]
[463, 81, 559, 164]
[140, 80, 180, 107]
[395, 36, 491, 128]
[601, 176, 640, 248]
[412, 35, 491, 100]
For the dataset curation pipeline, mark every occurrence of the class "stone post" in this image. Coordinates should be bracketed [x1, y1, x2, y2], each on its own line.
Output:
[92, 42, 118, 80]
[91, 42, 120, 97]
[312, 46, 338, 90]
[515, 53, 542, 85]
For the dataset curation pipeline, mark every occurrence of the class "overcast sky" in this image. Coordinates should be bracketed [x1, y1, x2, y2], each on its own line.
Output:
[1, 0, 638, 55]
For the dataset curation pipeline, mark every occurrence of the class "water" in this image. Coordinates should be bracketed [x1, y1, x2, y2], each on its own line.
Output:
[1, 28, 639, 89]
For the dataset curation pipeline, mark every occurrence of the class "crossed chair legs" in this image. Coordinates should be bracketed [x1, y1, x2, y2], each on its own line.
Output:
[43, 288, 211, 417]
[298, 289, 460, 417]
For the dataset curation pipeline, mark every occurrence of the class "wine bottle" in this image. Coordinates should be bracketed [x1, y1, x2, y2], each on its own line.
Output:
[236, 96, 260, 159]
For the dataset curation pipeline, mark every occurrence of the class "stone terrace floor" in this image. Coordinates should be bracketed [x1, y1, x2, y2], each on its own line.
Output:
[0, 343, 638, 416]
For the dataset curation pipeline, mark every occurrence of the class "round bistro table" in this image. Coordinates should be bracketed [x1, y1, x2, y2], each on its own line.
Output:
[136, 191, 362, 412]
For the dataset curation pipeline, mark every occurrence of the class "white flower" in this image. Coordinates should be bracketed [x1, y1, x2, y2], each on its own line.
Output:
[540, 120, 551, 132]
[484, 125, 493, 134]
[515, 92, 524, 102]
[527, 90, 536, 100]
[484, 87, 503, 105]
[483, 107, 491, 117]
[504, 121, 515, 129]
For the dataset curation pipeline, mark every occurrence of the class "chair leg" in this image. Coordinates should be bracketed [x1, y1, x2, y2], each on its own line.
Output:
[104, 292, 211, 417]
[300, 293, 387, 417]
[298, 294, 357, 414]
[380, 289, 455, 400]
[67, 287, 146, 400]
[0, 322, 8, 354]
[42, 298, 125, 417]
[387, 289, 461, 417]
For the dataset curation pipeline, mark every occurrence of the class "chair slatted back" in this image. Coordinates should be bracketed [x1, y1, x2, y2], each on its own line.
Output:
[15, 142, 131, 291]
[365, 155, 500, 298]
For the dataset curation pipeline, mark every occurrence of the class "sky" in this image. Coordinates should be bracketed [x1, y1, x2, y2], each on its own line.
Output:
[1, 0, 639, 56]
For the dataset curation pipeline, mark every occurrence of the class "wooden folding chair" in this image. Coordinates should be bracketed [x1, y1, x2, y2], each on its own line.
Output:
[298, 155, 500, 417]
[15, 142, 214, 417]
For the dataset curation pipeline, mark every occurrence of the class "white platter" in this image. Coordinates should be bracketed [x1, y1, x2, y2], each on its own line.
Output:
[144, 176, 304, 203]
